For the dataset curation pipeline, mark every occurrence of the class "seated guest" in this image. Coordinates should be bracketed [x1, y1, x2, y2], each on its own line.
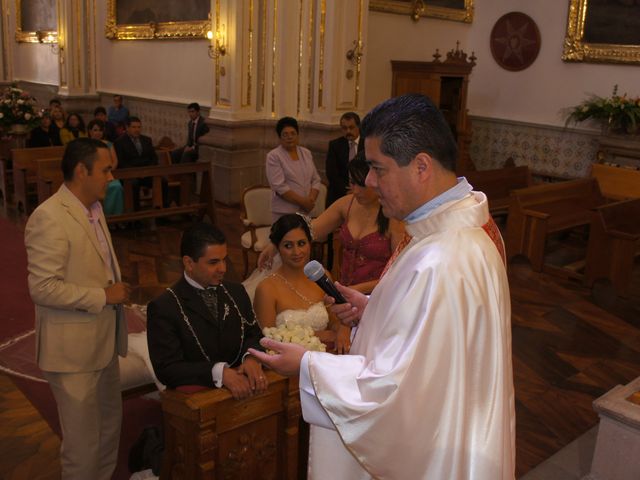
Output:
[60, 112, 87, 145]
[147, 223, 267, 399]
[27, 113, 55, 148]
[266, 116, 322, 223]
[258, 152, 404, 294]
[87, 119, 123, 216]
[48, 105, 65, 146]
[171, 102, 210, 163]
[93, 106, 118, 142]
[107, 94, 129, 125]
[254, 214, 351, 353]
[114, 116, 160, 210]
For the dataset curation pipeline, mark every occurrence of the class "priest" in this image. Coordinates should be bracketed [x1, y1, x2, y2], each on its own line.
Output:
[250, 93, 515, 479]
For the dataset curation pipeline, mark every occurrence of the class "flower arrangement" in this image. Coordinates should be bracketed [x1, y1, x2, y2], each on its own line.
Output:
[262, 324, 327, 352]
[565, 85, 640, 135]
[0, 83, 42, 131]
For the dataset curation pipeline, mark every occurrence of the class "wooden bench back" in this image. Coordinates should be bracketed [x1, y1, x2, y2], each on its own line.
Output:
[511, 178, 604, 210]
[590, 163, 640, 201]
[466, 166, 531, 199]
[12, 146, 65, 171]
[36, 158, 64, 204]
[595, 198, 640, 235]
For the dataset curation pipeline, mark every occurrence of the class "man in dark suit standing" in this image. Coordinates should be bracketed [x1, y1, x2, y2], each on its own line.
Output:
[114, 116, 159, 210]
[171, 102, 210, 164]
[146, 223, 267, 399]
[324, 111, 361, 268]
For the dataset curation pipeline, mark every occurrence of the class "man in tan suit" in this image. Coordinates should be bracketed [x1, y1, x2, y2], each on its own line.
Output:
[25, 138, 131, 480]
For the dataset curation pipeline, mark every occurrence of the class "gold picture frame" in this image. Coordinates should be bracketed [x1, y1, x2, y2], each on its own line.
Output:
[15, 0, 58, 43]
[563, 0, 640, 64]
[369, 0, 473, 23]
[105, 0, 210, 40]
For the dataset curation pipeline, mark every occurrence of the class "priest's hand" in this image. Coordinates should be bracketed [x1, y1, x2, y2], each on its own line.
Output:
[324, 281, 367, 327]
[222, 367, 253, 400]
[257, 244, 277, 270]
[238, 356, 269, 394]
[248, 338, 306, 377]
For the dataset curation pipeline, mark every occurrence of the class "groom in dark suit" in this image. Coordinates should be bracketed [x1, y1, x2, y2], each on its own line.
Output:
[147, 223, 267, 399]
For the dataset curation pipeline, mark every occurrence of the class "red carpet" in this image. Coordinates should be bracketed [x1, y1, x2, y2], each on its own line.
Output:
[0, 215, 163, 480]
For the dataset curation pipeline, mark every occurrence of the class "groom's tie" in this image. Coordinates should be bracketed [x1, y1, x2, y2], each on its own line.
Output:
[198, 286, 218, 323]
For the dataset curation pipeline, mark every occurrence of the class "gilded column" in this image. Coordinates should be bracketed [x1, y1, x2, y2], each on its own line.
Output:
[56, 0, 96, 96]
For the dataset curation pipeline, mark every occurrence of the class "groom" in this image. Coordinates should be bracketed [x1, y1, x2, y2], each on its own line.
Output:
[250, 94, 515, 479]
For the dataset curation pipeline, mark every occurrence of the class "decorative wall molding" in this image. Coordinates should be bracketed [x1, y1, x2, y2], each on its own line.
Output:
[470, 116, 599, 179]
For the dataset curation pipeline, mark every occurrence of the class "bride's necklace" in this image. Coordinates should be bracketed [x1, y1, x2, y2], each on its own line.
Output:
[272, 272, 314, 305]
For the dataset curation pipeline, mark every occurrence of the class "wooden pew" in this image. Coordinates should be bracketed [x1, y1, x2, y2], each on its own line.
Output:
[108, 162, 216, 224]
[36, 158, 64, 204]
[505, 178, 606, 271]
[590, 163, 640, 201]
[11, 146, 65, 212]
[161, 370, 306, 479]
[584, 199, 640, 297]
[465, 165, 532, 216]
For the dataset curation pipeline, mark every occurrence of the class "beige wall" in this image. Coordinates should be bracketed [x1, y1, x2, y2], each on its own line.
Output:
[365, 0, 640, 128]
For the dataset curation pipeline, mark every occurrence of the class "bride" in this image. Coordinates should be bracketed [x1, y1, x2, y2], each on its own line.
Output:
[254, 214, 351, 353]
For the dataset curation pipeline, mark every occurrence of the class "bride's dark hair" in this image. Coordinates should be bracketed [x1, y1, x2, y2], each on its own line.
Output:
[269, 213, 312, 246]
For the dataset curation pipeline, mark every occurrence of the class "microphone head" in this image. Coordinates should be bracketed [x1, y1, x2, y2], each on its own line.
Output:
[304, 260, 325, 282]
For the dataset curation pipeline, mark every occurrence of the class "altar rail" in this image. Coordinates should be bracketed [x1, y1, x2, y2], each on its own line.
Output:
[161, 371, 307, 479]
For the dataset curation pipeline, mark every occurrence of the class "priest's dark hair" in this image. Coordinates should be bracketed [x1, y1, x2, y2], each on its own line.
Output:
[269, 213, 312, 246]
[360, 93, 457, 172]
[276, 116, 299, 137]
[61, 137, 109, 181]
[348, 151, 389, 235]
[181, 223, 226, 261]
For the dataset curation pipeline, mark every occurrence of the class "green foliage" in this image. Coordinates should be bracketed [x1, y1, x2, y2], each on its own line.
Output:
[566, 85, 640, 134]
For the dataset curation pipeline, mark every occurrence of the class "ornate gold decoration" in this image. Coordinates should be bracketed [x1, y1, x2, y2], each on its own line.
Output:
[105, 0, 209, 40]
[563, 0, 640, 64]
[370, 0, 474, 24]
[317, 0, 326, 108]
[15, 0, 58, 43]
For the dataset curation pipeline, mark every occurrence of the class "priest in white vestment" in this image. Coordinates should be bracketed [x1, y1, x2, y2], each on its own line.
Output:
[250, 93, 515, 480]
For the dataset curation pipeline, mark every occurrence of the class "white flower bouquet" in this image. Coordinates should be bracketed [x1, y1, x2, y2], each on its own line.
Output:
[262, 324, 326, 352]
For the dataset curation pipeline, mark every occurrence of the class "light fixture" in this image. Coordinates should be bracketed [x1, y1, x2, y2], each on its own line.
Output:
[206, 24, 227, 59]
[345, 40, 363, 66]
[35, 30, 62, 55]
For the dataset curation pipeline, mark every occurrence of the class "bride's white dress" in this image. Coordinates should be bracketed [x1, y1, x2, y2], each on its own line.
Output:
[275, 302, 328, 331]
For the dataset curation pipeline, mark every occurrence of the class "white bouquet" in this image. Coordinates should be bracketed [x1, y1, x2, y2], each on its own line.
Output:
[262, 324, 326, 352]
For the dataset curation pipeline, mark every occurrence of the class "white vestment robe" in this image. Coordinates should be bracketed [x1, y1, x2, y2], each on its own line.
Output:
[300, 192, 515, 479]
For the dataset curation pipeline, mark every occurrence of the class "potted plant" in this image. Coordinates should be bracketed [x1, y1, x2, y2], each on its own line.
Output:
[565, 85, 640, 135]
[0, 83, 42, 135]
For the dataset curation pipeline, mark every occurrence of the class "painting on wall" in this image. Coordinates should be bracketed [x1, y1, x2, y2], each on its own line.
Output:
[15, 0, 58, 43]
[369, 0, 473, 23]
[105, 0, 210, 40]
[563, 0, 640, 64]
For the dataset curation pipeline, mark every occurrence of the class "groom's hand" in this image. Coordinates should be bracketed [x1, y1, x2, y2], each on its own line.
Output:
[248, 338, 306, 377]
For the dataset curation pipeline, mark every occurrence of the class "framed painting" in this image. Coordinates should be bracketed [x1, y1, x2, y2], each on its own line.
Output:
[563, 0, 640, 64]
[15, 0, 58, 43]
[105, 0, 210, 40]
[369, 0, 473, 23]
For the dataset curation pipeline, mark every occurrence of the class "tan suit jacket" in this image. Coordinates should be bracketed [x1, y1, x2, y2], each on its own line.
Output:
[25, 185, 127, 373]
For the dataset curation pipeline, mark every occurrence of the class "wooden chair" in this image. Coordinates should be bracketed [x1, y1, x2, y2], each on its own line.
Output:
[155, 136, 176, 151]
[464, 165, 532, 216]
[11, 146, 65, 213]
[590, 163, 640, 201]
[505, 178, 606, 271]
[160, 370, 306, 479]
[240, 186, 272, 278]
[36, 158, 64, 204]
[584, 198, 640, 298]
